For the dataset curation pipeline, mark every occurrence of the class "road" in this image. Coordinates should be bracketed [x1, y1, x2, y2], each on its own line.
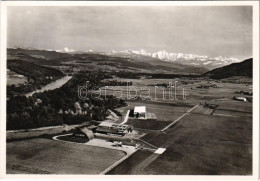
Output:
[160, 104, 199, 132]
[120, 110, 130, 125]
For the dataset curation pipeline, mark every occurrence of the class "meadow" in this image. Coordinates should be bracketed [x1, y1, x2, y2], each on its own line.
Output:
[108, 77, 252, 175]
[7, 138, 126, 174]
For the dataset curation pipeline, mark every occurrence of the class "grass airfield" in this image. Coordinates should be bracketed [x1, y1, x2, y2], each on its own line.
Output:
[7, 138, 126, 174]
[6, 77, 252, 175]
[109, 77, 252, 175]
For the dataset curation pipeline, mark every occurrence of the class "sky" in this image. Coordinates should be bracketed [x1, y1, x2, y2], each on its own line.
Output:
[7, 6, 252, 60]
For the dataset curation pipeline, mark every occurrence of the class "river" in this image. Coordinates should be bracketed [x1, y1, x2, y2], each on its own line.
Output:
[25, 76, 72, 97]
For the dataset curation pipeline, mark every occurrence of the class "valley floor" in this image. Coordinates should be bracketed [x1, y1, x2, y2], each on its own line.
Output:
[6, 78, 253, 175]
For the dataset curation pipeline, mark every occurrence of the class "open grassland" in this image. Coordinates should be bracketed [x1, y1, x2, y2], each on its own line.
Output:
[102, 78, 252, 106]
[7, 69, 27, 86]
[127, 118, 171, 130]
[109, 106, 252, 175]
[7, 138, 126, 174]
[7, 77, 27, 86]
[108, 150, 153, 175]
[214, 109, 252, 117]
[191, 105, 214, 115]
[213, 100, 252, 113]
[108, 78, 252, 175]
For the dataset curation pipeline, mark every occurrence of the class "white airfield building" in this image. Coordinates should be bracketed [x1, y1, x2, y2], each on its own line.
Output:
[134, 106, 146, 118]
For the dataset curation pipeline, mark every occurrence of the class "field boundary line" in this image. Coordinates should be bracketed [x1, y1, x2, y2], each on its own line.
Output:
[131, 153, 159, 174]
[99, 148, 139, 175]
[160, 104, 199, 132]
[213, 113, 239, 117]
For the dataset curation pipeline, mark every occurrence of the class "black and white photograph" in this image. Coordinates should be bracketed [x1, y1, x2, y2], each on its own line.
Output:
[0, 1, 259, 179]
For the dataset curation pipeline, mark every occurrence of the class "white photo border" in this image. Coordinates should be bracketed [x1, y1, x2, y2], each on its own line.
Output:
[0, 1, 259, 181]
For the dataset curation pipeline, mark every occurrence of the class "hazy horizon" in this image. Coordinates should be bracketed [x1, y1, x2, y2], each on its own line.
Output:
[7, 6, 252, 60]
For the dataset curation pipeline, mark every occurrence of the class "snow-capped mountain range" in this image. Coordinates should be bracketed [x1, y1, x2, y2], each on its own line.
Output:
[110, 49, 240, 69]
[56, 47, 75, 53]
[54, 47, 240, 69]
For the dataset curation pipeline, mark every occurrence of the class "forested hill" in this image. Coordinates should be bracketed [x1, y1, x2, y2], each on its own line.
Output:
[7, 59, 63, 79]
[202, 58, 252, 79]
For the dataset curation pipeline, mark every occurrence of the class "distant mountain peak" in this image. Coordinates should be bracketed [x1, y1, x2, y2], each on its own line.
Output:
[110, 49, 240, 69]
[56, 47, 75, 53]
[88, 49, 94, 53]
[13, 46, 38, 50]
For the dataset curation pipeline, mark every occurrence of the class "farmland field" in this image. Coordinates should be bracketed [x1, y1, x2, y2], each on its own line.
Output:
[7, 138, 126, 174]
[127, 118, 171, 130]
[108, 79, 252, 175]
[109, 109, 252, 175]
[7, 69, 27, 86]
[142, 113, 252, 175]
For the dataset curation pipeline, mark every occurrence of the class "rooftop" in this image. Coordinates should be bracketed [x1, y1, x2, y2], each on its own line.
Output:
[134, 106, 146, 113]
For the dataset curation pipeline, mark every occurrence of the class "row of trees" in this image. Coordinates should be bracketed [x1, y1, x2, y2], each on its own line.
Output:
[100, 80, 133, 86]
[113, 71, 201, 79]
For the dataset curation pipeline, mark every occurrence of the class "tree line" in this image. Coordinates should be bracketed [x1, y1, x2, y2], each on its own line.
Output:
[7, 71, 126, 130]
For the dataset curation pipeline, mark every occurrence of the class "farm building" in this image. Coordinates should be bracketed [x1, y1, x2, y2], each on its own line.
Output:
[233, 96, 247, 102]
[72, 128, 94, 141]
[134, 106, 146, 118]
[96, 121, 133, 136]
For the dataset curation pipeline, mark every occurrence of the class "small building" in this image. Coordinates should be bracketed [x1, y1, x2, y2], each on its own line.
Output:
[134, 106, 146, 118]
[96, 121, 133, 136]
[233, 96, 247, 102]
[72, 128, 94, 141]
